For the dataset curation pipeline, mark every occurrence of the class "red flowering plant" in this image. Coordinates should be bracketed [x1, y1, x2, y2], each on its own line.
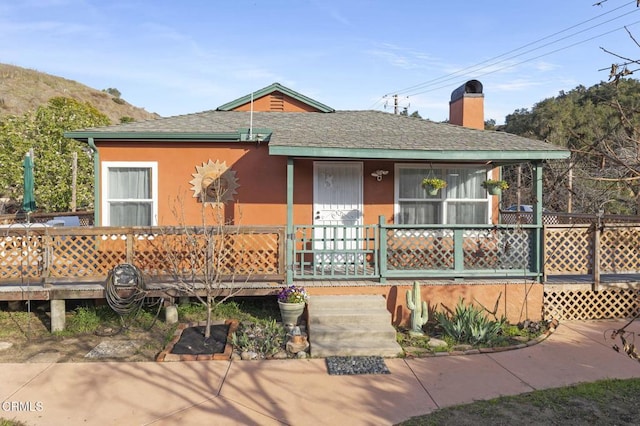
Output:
[277, 285, 309, 304]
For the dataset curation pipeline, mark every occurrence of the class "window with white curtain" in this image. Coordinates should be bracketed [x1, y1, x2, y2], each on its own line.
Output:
[102, 162, 158, 226]
[395, 164, 489, 225]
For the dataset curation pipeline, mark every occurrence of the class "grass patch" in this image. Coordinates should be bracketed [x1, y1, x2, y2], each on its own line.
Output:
[177, 296, 279, 324]
[1, 419, 28, 426]
[398, 378, 640, 425]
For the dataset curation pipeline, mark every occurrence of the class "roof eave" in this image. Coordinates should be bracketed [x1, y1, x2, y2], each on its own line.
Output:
[64, 131, 243, 142]
[268, 145, 571, 161]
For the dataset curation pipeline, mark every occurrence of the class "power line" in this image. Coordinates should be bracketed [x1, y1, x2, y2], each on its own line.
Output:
[406, 18, 640, 98]
[374, 1, 639, 106]
[406, 7, 639, 96]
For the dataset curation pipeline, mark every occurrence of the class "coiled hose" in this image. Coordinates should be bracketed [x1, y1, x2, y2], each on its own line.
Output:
[105, 263, 148, 317]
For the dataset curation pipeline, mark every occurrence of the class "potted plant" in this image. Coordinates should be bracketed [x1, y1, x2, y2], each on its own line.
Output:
[421, 177, 447, 196]
[482, 179, 509, 195]
[277, 285, 309, 326]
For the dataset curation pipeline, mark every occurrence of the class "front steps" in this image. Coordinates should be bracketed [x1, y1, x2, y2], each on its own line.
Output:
[308, 295, 403, 358]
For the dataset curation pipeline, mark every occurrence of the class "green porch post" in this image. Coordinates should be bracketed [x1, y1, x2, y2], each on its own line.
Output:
[286, 157, 294, 284]
[378, 215, 387, 283]
[88, 137, 100, 226]
[533, 161, 543, 281]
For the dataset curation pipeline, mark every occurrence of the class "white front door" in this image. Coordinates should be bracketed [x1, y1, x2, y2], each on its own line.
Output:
[313, 162, 363, 268]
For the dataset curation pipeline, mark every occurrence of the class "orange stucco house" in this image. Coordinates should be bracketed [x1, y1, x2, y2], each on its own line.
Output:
[66, 81, 569, 323]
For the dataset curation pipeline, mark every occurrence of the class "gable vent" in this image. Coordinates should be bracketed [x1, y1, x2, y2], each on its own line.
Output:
[269, 93, 285, 111]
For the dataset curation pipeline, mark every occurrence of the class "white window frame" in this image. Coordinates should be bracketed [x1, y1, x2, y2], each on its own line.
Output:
[101, 161, 158, 226]
[394, 163, 492, 225]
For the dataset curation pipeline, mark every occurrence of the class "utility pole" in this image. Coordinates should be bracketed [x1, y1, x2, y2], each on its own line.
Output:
[385, 94, 408, 115]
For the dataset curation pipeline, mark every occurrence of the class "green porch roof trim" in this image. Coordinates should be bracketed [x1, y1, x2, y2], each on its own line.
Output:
[216, 82, 335, 113]
[267, 145, 569, 161]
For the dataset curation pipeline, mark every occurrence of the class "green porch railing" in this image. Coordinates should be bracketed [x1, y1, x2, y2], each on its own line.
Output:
[379, 221, 539, 280]
[291, 217, 540, 281]
[292, 224, 379, 279]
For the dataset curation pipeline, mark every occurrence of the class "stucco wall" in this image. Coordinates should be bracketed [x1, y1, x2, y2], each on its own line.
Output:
[307, 281, 544, 325]
[98, 143, 399, 226]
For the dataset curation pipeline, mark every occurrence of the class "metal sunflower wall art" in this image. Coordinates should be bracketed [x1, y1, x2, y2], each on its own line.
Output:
[189, 159, 240, 207]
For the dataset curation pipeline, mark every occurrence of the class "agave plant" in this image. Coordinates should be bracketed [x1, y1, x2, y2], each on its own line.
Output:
[435, 298, 506, 346]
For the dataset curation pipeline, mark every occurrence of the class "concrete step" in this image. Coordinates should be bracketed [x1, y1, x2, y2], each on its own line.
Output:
[310, 339, 402, 358]
[308, 295, 402, 358]
[310, 311, 392, 327]
[310, 323, 398, 341]
[309, 295, 388, 309]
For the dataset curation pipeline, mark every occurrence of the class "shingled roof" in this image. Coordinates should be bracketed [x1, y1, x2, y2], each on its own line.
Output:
[66, 110, 569, 163]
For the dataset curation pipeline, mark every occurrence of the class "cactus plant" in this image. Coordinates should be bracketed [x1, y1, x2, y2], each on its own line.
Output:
[406, 281, 429, 336]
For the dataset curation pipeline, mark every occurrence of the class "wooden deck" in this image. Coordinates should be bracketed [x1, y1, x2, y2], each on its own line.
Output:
[2, 219, 640, 322]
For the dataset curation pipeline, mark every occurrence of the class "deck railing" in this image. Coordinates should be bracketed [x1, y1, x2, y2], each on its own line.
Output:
[2, 218, 639, 286]
[0, 211, 94, 226]
[379, 222, 538, 281]
[543, 222, 640, 285]
[291, 218, 539, 281]
[0, 225, 285, 285]
[292, 224, 379, 279]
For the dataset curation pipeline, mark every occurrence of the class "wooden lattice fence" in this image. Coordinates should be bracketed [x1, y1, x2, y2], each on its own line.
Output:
[0, 226, 285, 284]
[544, 225, 593, 275]
[544, 288, 640, 320]
[600, 226, 640, 273]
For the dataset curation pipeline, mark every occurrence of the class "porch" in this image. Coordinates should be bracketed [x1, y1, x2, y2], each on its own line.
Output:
[0, 217, 543, 286]
[2, 217, 640, 325]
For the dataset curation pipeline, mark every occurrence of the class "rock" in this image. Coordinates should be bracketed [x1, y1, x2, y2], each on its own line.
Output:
[0, 341, 13, 351]
[231, 352, 242, 361]
[272, 350, 288, 359]
[404, 346, 430, 355]
[241, 351, 258, 360]
[296, 351, 307, 359]
[84, 340, 143, 359]
[427, 338, 448, 348]
[286, 338, 309, 354]
[27, 351, 60, 363]
[452, 344, 473, 351]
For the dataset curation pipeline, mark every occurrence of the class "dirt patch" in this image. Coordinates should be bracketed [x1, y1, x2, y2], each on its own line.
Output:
[0, 309, 173, 363]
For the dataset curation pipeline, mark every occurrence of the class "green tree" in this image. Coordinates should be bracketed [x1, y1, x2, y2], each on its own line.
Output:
[484, 119, 496, 130]
[103, 87, 122, 98]
[0, 97, 110, 212]
[503, 80, 640, 214]
[400, 108, 422, 118]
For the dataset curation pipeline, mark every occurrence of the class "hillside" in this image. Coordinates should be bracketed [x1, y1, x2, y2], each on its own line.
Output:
[0, 63, 160, 124]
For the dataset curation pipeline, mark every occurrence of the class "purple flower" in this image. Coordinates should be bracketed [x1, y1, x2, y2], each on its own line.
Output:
[278, 285, 308, 303]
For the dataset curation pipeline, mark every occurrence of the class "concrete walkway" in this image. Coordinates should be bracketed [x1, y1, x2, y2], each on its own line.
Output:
[3, 319, 640, 425]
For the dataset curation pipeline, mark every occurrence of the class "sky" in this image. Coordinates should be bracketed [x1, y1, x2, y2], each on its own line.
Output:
[1, 0, 640, 124]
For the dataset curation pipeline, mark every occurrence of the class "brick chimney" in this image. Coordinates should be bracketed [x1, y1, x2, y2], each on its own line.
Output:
[449, 80, 484, 130]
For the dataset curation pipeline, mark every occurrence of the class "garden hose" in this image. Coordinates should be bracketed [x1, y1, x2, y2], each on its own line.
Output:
[104, 263, 163, 331]
[105, 263, 147, 316]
